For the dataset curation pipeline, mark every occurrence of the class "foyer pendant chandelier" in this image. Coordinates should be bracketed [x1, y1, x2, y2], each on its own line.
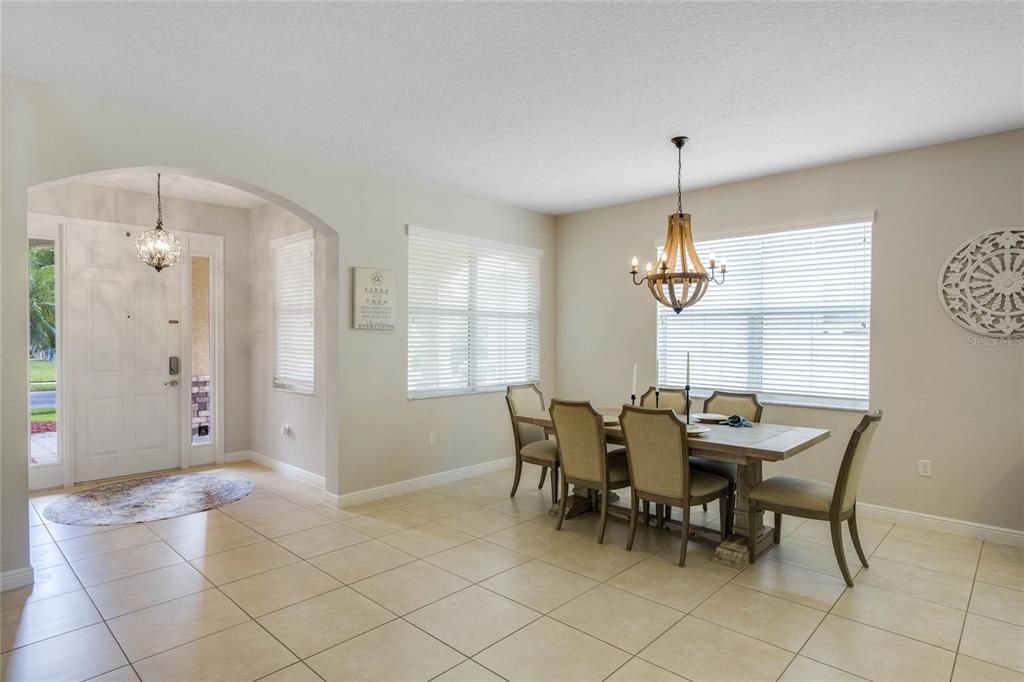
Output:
[630, 136, 725, 313]
[135, 173, 182, 272]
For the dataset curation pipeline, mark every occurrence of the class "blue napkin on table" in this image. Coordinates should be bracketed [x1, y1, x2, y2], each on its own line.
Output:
[719, 415, 753, 427]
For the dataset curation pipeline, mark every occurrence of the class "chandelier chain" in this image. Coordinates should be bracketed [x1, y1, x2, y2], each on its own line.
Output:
[156, 172, 163, 229]
[676, 143, 683, 215]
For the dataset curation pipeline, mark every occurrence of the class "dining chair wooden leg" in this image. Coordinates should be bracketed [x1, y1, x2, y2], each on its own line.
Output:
[627, 491, 639, 551]
[643, 500, 651, 527]
[596, 487, 610, 544]
[679, 504, 691, 567]
[589, 489, 597, 511]
[555, 477, 569, 530]
[538, 466, 547, 490]
[702, 503, 708, 512]
[509, 457, 523, 498]
[656, 504, 665, 529]
[718, 496, 729, 543]
[773, 511, 782, 544]
[830, 517, 855, 587]
[549, 467, 559, 505]
[848, 508, 869, 568]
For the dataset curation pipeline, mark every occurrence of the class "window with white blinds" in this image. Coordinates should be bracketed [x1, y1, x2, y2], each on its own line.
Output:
[272, 231, 315, 394]
[408, 225, 541, 399]
[657, 219, 872, 409]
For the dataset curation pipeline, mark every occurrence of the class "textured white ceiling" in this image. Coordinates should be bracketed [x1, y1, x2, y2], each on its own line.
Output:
[80, 171, 267, 209]
[3, 2, 1021, 215]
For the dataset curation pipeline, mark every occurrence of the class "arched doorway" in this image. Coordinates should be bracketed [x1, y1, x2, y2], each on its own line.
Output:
[25, 168, 340, 496]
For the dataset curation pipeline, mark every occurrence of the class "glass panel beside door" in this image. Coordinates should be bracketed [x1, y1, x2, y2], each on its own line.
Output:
[190, 255, 213, 446]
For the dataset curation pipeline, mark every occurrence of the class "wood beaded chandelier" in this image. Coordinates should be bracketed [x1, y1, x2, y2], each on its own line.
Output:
[630, 136, 726, 313]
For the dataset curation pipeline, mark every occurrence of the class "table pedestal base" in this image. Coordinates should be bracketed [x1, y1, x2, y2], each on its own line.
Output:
[548, 487, 619, 519]
[712, 527, 775, 567]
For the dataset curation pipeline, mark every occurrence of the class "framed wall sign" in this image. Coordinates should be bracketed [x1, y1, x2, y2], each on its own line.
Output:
[353, 267, 396, 330]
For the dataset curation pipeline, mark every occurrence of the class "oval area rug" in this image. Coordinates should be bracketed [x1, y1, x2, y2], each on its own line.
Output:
[42, 470, 254, 525]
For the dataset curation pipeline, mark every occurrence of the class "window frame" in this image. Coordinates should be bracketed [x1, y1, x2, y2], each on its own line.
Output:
[271, 230, 316, 396]
[655, 215, 873, 412]
[406, 225, 542, 400]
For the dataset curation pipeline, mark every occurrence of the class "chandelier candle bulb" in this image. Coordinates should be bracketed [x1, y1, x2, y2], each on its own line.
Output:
[632, 363, 637, 396]
[645, 262, 653, 273]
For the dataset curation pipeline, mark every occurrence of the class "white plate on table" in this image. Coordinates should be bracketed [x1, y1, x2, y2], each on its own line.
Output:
[692, 413, 727, 423]
[687, 424, 711, 436]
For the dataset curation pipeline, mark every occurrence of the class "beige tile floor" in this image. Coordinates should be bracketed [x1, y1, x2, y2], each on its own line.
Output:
[3, 461, 1023, 682]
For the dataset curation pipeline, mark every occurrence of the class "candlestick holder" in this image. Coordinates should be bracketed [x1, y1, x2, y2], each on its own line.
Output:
[630, 393, 636, 406]
[655, 390, 660, 408]
[684, 384, 691, 423]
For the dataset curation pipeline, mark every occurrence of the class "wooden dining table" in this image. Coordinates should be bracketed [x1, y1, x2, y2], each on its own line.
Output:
[514, 408, 830, 565]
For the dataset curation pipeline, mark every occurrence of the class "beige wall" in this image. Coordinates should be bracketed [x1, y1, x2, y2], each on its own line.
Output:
[248, 202, 333, 477]
[555, 130, 1024, 530]
[1, 76, 555, 577]
[26, 182, 253, 455]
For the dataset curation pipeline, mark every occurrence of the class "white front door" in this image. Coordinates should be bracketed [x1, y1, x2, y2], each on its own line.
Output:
[66, 222, 181, 482]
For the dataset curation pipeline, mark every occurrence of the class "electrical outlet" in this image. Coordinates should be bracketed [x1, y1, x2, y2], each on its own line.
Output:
[428, 432, 436, 447]
[280, 424, 291, 436]
[918, 459, 932, 477]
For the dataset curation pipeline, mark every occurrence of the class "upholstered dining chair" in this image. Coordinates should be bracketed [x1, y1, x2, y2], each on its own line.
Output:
[703, 390, 764, 422]
[640, 387, 693, 527]
[505, 384, 559, 505]
[692, 390, 764, 512]
[549, 400, 630, 543]
[639, 386, 689, 413]
[619, 405, 731, 566]
[747, 411, 883, 586]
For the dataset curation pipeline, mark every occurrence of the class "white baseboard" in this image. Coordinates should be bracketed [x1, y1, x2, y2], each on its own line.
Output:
[1, 566, 35, 592]
[858, 502, 1024, 547]
[225, 450, 326, 489]
[324, 456, 515, 509]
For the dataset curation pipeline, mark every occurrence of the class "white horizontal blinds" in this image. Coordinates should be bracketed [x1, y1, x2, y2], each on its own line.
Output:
[408, 227, 541, 398]
[657, 220, 872, 408]
[272, 232, 315, 394]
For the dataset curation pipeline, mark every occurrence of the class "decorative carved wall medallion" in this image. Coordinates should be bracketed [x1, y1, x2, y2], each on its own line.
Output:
[937, 228, 1024, 338]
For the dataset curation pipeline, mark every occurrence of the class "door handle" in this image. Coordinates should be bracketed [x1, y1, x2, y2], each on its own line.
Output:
[164, 379, 179, 387]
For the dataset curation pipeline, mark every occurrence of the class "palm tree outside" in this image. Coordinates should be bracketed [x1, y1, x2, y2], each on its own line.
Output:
[28, 245, 58, 465]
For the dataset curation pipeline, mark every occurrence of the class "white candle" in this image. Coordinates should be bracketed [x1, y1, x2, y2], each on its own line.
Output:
[631, 363, 637, 396]
[686, 351, 690, 386]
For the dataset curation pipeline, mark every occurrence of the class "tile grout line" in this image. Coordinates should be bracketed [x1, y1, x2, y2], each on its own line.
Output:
[49, 518, 140, 681]
[778, 515, 896, 681]
[948, 538, 986, 681]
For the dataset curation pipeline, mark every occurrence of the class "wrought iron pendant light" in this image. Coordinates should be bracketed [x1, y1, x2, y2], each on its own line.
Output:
[135, 173, 182, 272]
[630, 136, 725, 313]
